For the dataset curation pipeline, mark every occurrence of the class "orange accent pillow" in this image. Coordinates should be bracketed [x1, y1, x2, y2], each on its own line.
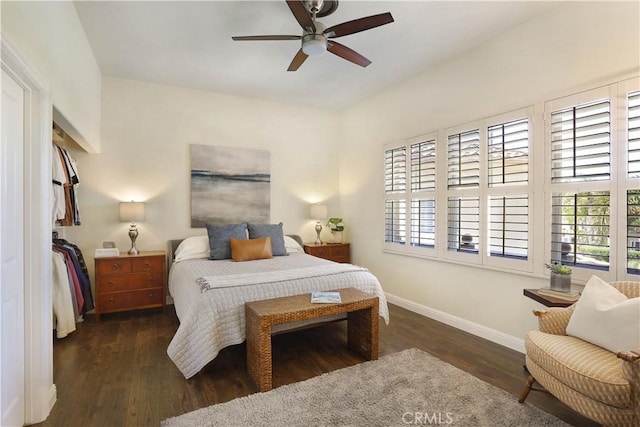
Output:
[229, 237, 273, 262]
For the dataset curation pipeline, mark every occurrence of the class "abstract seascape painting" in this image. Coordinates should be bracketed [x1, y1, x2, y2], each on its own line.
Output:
[190, 145, 270, 227]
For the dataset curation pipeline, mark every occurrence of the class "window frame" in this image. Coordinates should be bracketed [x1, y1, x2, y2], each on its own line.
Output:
[382, 75, 639, 284]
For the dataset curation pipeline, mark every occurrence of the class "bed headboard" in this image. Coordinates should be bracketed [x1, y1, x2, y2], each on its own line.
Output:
[167, 234, 304, 272]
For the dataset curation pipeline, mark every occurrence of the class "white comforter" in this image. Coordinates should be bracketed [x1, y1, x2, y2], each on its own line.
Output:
[167, 253, 389, 379]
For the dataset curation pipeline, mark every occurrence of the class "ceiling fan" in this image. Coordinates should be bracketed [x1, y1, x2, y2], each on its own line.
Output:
[232, 0, 394, 71]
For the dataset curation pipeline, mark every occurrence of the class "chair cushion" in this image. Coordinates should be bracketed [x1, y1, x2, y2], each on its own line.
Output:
[526, 330, 631, 408]
[566, 275, 640, 353]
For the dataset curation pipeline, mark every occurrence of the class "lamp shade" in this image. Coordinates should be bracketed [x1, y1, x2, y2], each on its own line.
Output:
[309, 203, 327, 221]
[119, 201, 145, 223]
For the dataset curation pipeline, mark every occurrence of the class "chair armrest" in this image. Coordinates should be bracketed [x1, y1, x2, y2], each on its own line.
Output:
[618, 350, 640, 393]
[532, 305, 576, 335]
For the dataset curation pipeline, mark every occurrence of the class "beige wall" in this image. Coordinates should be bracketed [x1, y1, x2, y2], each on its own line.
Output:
[64, 77, 341, 284]
[1, 0, 101, 151]
[340, 1, 640, 345]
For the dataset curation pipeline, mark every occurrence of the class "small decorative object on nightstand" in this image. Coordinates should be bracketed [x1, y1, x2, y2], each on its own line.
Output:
[309, 203, 328, 245]
[94, 251, 166, 320]
[304, 242, 350, 263]
[119, 201, 145, 255]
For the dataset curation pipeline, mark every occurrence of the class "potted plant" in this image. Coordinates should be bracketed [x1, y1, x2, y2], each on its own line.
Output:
[326, 218, 346, 243]
[545, 262, 572, 292]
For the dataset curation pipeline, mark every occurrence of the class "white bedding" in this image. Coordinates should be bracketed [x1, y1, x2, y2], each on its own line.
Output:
[167, 253, 389, 379]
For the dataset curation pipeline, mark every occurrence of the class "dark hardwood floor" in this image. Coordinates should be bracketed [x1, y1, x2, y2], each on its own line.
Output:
[34, 304, 598, 427]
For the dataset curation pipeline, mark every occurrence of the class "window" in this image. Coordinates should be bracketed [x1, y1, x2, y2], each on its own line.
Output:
[385, 146, 407, 245]
[486, 115, 531, 267]
[382, 77, 638, 282]
[447, 196, 479, 253]
[385, 147, 406, 194]
[385, 133, 438, 255]
[488, 119, 529, 187]
[627, 189, 640, 274]
[550, 99, 610, 183]
[385, 200, 406, 245]
[411, 198, 435, 247]
[488, 195, 528, 259]
[551, 191, 610, 271]
[447, 130, 480, 189]
[629, 90, 640, 178]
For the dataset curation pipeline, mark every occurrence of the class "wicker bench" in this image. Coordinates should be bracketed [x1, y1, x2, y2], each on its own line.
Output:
[245, 287, 379, 392]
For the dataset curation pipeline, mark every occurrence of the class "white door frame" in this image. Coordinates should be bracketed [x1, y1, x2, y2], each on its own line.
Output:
[1, 36, 55, 424]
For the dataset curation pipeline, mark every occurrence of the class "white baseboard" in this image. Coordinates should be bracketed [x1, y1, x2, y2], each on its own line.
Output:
[385, 292, 525, 354]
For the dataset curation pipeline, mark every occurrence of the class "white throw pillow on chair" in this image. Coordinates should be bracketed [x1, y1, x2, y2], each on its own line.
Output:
[566, 275, 640, 353]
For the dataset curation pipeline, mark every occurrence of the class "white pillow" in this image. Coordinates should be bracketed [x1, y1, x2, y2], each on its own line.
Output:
[174, 236, 210, 262]
[284, 235, 304, 253]
[566, 275, 640, 353]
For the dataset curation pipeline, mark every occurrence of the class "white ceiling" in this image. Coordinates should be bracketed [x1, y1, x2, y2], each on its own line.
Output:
[74, 1, 561, 110]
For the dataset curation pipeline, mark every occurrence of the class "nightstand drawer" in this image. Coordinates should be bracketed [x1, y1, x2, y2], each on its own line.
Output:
[97, 288, 163, 312]
[304, 243, 351, 263]
[330, 245, 348, 258]
[96, 259, 132, 275]
[97, 272, 163, 293]
[133, 257, 163, 272]
[305, 246, 328, 257]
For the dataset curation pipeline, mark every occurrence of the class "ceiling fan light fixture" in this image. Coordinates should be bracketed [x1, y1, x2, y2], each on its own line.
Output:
[302, 34, 327, 56]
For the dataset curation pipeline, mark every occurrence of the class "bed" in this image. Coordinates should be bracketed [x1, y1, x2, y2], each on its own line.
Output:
[166, 234, 389, 379]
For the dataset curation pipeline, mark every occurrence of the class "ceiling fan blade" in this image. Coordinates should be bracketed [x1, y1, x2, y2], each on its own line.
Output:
[324, 12, 394, 38]
[287, 49, 309, 71]
[286, 0, 316, 33]
[232, 35, 301, 41]
[327, 41, 371, 67]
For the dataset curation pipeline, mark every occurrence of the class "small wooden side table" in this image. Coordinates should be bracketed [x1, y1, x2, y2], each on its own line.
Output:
[523, 288, 575, 308]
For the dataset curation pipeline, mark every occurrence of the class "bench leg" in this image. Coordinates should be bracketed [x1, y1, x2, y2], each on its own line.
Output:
[347, 304, 379, 360]
[246, 312, 273, 392]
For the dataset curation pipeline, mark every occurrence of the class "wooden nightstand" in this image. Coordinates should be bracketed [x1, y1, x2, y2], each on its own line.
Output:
[94, 251, 166, 320]
[304, 243, 350, 263]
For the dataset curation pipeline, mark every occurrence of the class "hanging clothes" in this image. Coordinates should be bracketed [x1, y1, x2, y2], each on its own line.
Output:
[53, 238, 94, 313]
[52, 144, 81, 226]
[52, 239, 94, 338]
[52, 251, 76, 338]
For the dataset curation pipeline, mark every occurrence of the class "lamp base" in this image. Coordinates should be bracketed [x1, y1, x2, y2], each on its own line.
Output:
[315, 222, 323, 245]
[128, 225, 139, 255]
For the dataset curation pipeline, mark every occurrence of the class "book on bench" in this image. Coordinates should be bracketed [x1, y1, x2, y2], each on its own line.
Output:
[310, 291, 342, 304]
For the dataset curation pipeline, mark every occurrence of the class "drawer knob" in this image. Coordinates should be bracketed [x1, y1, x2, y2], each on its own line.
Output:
[144, 263, 150, 268]
[108, 281, 115, 288]
[148, 293, 154, 300]
[108, 298, 115, 305]
[111, 264, 119, 271]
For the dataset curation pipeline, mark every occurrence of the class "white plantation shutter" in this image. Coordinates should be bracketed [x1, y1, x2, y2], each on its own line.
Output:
[550, 191, 610, 270]
[550, 100, 611, 183]
[488, 195, 528, 259]
[628, 190, 640, 274]
[411, 198, 435, 248]
[447, 196, 479, 253]
[385, 200, 406, 244]
[385, 147, 406, 194]
[628, 90, 640, 178]
[447, 130, 480, 189]
[488, 119, 529, 187]
[411, 140, 436, 191]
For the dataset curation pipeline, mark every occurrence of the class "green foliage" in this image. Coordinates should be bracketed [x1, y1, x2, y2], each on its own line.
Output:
[326, 217, 346, 232]
[545, 262, 572, 275]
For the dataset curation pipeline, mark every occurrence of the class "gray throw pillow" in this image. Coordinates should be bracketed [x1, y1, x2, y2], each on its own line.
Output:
[206, 222, 248, 260]
[247, 222, 287, 256]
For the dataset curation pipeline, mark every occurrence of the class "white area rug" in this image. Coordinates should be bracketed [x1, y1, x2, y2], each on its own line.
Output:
[162, 348, 568, 426]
